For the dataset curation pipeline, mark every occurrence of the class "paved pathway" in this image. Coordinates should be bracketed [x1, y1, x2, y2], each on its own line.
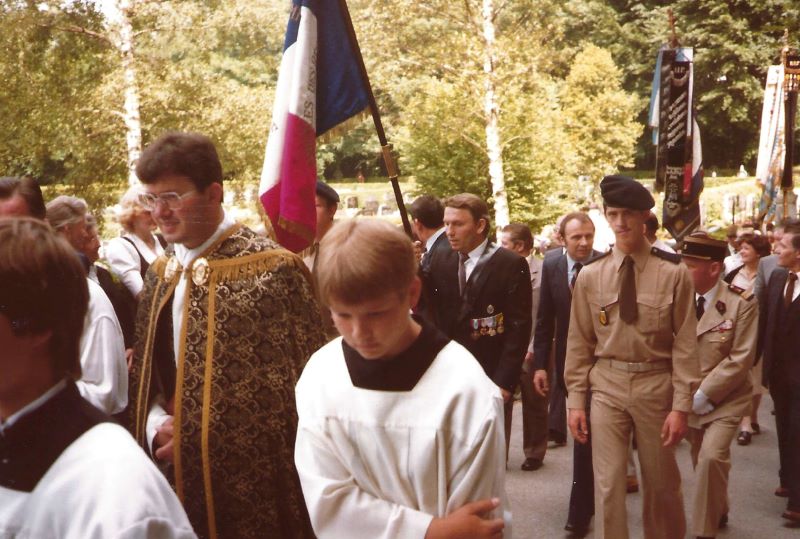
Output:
[506, 394, 799, 538]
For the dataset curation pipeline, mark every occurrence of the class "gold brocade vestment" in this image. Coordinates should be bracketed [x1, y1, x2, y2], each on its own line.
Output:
[129, 224, 325, 539]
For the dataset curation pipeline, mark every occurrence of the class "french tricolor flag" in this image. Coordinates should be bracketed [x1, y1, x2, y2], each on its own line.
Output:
[260, 0, 370, 252]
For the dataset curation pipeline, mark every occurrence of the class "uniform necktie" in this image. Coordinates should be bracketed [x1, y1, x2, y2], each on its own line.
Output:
[458, 252, 469, 296]
[570, 262, 583, 291]
[785, 272, 798, 309]
[619, 255, 637, 324]
[696, 296, 705, 320]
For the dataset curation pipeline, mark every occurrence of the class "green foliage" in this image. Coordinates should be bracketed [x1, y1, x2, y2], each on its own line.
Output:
[561, 45, 642, 191]
[3, 0, 795, 231]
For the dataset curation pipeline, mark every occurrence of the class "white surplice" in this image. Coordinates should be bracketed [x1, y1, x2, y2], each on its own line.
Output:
[295, 338, 512, 539]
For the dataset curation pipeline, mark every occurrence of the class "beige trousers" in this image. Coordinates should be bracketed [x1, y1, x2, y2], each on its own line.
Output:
[687, 415, 740, 537]
[589, 363, 686, 539]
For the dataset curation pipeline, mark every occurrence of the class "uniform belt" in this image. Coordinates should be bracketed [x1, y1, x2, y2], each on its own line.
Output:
[597, 358, 671, 373]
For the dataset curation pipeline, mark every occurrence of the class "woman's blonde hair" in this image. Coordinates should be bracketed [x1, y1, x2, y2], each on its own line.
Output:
[317, 219, 417, 305]
[116, 185, 149, 233]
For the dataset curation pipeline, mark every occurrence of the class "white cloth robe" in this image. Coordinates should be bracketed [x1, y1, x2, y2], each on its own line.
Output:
[76, 278, 127, 414]
[295, 338, 512, 539]
[0, 423, 195, 539]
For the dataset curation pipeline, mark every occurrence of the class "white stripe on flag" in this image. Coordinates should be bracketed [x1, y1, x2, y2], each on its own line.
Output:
[259, 6, 318, 193]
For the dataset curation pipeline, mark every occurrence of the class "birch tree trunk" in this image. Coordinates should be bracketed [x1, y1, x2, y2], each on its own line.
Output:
[481, 0, 508, 235]
[111, 0, 143, 186]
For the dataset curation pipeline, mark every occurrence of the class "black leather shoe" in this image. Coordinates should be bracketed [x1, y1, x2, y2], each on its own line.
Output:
[520, 458, 542, 471]
[564, 522, 589, 537]
[719, 513, 728, 528]
[752, 423, 761, 434]
[737, 431, 752, 445]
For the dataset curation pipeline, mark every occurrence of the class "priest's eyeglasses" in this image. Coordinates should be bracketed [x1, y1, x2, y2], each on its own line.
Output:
[138, 190, 197, 211]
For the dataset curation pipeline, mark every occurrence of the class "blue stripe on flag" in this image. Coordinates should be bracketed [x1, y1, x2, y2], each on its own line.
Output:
[283, 0, 370, 136]
[307, 0, 370, 135]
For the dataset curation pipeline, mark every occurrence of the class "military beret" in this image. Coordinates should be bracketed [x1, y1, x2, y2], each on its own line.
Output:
[316, 180, 340, 204]
[600, 175, 655, 211]
[681, 232, 728, 262]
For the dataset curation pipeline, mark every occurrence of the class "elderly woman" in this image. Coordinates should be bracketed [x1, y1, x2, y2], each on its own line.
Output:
[724, 233, 771, 445]
[105, 185, 166, 299]
[45, 195, 127, 415]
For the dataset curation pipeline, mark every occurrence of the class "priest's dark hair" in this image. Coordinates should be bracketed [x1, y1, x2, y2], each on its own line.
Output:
[317, 218, 417, 305]
[136, 131, 224, 192]
[0, 217, 88, 379]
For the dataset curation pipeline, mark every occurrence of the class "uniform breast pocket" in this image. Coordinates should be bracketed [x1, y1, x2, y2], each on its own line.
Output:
[637, 293, 672, 334]
[587, 293, 618, 334]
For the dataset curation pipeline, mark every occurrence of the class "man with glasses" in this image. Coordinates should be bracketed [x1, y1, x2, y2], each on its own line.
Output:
[128, 131, 325, 538]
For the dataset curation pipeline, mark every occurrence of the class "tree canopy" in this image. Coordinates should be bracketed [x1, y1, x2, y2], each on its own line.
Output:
[1, 0, 798, 229]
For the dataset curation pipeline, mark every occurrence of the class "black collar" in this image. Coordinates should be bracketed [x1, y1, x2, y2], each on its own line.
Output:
[0, 381, 110, 492]
[343, 316, 449, 391]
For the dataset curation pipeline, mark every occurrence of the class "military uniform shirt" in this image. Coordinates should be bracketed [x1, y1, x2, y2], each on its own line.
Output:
[565, 240, 700, 412]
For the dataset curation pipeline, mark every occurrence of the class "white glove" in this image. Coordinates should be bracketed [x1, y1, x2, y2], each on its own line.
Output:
[692, 390, 715, 416]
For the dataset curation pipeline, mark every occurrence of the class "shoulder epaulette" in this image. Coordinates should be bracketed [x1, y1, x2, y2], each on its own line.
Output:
[728, 283, 755, 300]
[584, 250, 612, 265]
[650, 247, 681, 264]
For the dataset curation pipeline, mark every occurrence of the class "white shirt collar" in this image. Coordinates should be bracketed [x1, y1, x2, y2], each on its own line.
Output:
[466, 237, 489, 263]
[425, 227, 445, 253]
[173, 210, 236, 268]
[696, 281, 720, 309]
[0, 379, 67, 434]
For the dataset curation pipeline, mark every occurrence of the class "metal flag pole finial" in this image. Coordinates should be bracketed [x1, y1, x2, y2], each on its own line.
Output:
[668, 9, 680, 49]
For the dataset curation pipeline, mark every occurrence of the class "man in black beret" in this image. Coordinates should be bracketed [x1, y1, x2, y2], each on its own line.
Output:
[564, 175, 701, 538]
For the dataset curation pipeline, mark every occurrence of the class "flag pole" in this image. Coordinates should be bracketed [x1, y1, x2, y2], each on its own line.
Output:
[335, 0, 413, 237]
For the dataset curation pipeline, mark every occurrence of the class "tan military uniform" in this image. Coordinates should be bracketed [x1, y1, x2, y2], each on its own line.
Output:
[565, 240, 701, 539]
[687, 282, 758, 537]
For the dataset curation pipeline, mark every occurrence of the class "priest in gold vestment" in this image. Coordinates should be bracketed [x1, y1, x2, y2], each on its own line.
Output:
[128, 132, 325, 539]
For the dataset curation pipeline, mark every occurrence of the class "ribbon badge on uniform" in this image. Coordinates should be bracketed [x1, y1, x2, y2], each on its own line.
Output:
[470, 312, 505, 339]
[711, 319, 734, 332]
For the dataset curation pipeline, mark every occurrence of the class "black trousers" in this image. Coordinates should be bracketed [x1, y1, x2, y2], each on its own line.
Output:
[771, 374, 800, 511]
[567, 392, 594, 526]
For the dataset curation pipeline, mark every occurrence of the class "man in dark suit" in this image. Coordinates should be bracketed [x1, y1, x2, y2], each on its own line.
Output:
[532, 211, 599, 535]
[500, 223, 545, 471]
[760, 219, 800, 523]
[422, 193, 532, 454]
[409, 195, 448, 273]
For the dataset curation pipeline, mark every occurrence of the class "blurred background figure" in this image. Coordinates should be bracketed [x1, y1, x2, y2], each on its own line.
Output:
[82, 214, 137, 371]
[46, 195, 127, 415]
[105, 185, 166, 300]
[724, 233, 771, 446]
[644, 212, 675, 253]
[0, 176, 46, 219]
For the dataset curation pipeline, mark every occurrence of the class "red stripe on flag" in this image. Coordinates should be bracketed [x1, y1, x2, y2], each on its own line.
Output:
[260, 113, 317, 253]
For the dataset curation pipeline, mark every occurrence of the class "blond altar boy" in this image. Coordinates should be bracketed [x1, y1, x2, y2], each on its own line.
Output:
[294, 218, 510, 539]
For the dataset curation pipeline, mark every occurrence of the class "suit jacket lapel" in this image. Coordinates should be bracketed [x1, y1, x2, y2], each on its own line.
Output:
[459, 244, 499, 320]
[557, 253, 570, 300]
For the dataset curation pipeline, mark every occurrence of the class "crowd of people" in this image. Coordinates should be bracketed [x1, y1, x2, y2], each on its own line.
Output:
[0, 132, 799, 539]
